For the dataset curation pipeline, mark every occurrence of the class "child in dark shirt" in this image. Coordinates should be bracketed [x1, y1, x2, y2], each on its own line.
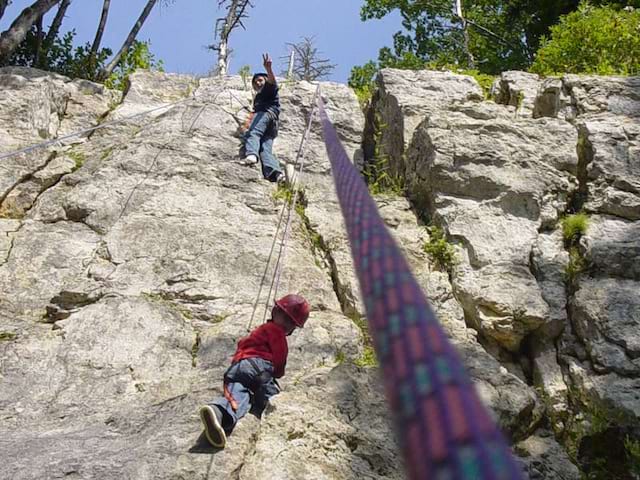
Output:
[240, 53, 285, 184]
[199, 294, 310, 448]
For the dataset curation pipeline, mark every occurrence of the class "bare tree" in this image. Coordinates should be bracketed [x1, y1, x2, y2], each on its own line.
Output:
[44, 0, 70, 48]
[454, 0, 475, 69]
[100, 0, 165, 80]
[91, 0, 111, 57]
[0, 1, 12, 22]
[0, 0, 61, 62]
[33, 14, 43, 65]
[210, 0, 253, 76]
[285, 36, 336, 81]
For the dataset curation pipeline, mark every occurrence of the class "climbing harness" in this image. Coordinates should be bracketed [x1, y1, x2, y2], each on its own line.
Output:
[315, 96, 524, 480]
[246, 84, 320, 331]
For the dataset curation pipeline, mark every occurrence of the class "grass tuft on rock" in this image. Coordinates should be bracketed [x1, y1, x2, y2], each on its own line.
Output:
[423, 226, 457, 272]
[0, 331, 17, 342]
[562, 213, 589, 244]
[355, 345, 378, 368]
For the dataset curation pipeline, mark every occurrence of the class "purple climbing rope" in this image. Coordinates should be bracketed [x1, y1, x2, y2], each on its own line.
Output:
[316, 95, 524, 480]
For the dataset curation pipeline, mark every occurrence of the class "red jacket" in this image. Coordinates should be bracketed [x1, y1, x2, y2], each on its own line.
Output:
[232, 321, 288, 378]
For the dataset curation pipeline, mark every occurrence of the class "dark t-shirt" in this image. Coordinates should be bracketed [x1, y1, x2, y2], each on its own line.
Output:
[253, 82, 280, 117]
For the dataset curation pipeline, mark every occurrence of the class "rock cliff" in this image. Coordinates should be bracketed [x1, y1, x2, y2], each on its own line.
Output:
[0, 66, 637, 479]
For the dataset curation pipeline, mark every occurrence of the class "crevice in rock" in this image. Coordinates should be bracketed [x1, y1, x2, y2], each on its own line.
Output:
[569, 124, 593, 214]
[1, 221, 23, 266]
[44, 289, 113, 323]
[191, 331, 201, 368]
[293, 191, 367, 340]
[0, 151, 58, 209]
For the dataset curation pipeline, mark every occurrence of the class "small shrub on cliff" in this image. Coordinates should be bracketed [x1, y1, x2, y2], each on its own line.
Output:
[564, 247, 587, 282]
[562, 213, 589, 244]
[531, 3, 640, 76]
[423, 226, 457, 271]
[348, 60, 378, 107]
[104, 41, 164, 91]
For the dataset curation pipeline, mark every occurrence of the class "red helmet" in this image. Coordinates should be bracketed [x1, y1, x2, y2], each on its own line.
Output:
[275, 294, 310, 328]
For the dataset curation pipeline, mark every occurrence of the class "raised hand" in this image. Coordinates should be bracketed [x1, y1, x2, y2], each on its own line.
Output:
[262, 53, 272, 71]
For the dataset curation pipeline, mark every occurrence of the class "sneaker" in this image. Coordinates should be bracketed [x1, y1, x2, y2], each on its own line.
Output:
[239, 154, 258, 166]
[199, 405, 227, 448]
[276, 172, 287, 186]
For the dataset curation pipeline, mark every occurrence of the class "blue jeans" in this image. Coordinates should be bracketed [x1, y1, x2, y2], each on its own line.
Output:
[208, 358, 280, 434]
[244, 111, 282, 182]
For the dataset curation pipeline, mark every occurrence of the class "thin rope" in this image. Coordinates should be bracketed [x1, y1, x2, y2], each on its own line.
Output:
[262, 84, 321, 322]
[245, 196, 290, 332]
[116, 101, 208, 222]
[0, 97, 194, 162]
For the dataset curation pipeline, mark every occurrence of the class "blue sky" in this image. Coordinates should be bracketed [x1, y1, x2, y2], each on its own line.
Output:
[0, 0, 401, 82]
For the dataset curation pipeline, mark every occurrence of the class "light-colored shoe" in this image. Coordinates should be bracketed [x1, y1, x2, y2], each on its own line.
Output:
[276, 172, 287, 186]
[239, 154, 258, 166]
[199, 405, 227, 448]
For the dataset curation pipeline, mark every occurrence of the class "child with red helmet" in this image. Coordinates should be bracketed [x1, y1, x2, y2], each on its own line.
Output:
[199, 294, 310, 448]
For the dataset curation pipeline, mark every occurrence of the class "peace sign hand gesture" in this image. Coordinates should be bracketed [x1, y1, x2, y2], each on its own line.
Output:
[262, 53, 273, 70]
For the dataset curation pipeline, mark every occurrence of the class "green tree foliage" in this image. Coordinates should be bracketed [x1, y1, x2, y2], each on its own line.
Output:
[5, 27, 162, 90]
[352, 0, 640, 88]
[104, 40, 163, 90]
[531, 2, 640, 75]
[348, 60, 378, 105]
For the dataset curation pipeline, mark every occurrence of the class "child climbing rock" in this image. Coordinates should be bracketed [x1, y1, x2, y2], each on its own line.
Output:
[239, 53, 285, 184]
[199, 294, 310, 448]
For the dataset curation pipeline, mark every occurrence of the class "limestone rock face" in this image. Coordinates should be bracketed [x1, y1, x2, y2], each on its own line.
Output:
[0, 69, 392, 479]
[406, 100, 577, 352]
[368, 68, 483, 178]
[491, 71, 542, 118]
[372, 67, 640, 478]
[3, 64, 638, 478]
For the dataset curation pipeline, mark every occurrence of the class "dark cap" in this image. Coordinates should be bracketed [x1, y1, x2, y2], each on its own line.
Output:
[252, 72, 268, 84]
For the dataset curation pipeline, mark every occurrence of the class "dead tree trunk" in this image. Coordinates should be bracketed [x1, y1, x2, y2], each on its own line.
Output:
[100, 0, 158, 80]
[44, 0, 70, 47]
[33, 15, 43, 65]
[0, 1, 11, 22]
[211, 0, 252, 76]
[0, 0, 61, 62]
[455, 0, 475, 69]
[91, 0, 111, 56]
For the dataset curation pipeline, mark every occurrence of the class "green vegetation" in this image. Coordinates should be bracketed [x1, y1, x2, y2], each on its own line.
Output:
[565, 247, 587, 282]
[104, 41, 164, 91]
[363, 113, 405, 196]
[100, 147, 114, 161]
[0, 331, 17, 342]
[352, 1, 640, 93]
[562, 213, 590, 244]
[210, 312, 231, 323]
[272, 182, 295, 205]
[68, 150, 86, 171]
[334, 349, 346, 365]
[625, 436, 640, 476]
[531, 3, 640, 76]
[462, 69, 496, 99]
[423, 226, 457, 272]
[238, 65, 252, 90]
[561, 213, 589, 282]
[355, 345, 378, 367]
[348, 60, 378, 107]
[6, 27, 163, 91]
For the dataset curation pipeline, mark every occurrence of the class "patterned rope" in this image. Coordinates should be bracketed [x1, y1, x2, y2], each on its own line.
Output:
[316, 95, 524, 480]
